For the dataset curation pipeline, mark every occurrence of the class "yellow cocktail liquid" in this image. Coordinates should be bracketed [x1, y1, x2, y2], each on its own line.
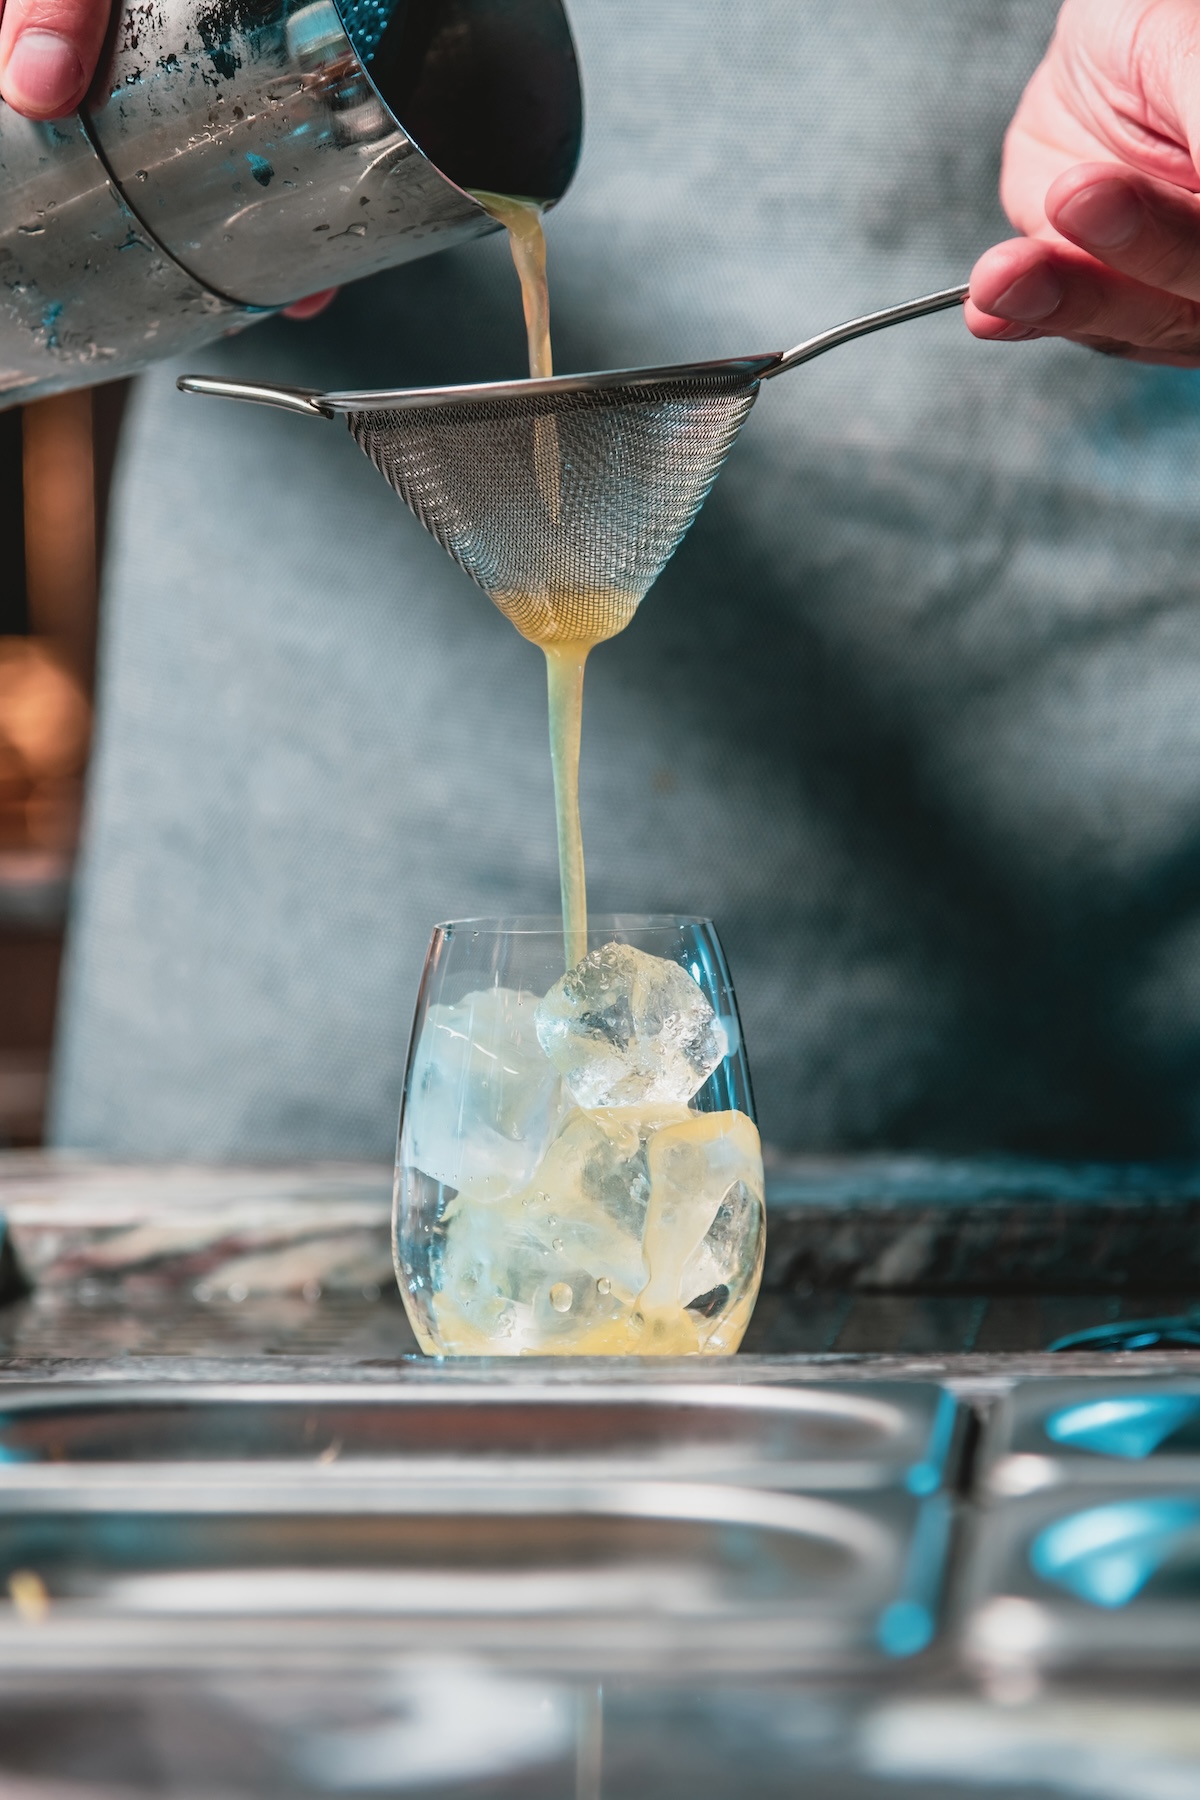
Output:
[424, 1107, 766, 1357]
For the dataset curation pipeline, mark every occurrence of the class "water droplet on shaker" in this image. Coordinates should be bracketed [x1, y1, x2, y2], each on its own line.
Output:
[549, 1282, 573, 1313]
[596, 1277, 612, 1296]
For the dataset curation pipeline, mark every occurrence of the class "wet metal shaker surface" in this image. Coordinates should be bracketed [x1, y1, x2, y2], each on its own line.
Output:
[0, 0, 582, 403]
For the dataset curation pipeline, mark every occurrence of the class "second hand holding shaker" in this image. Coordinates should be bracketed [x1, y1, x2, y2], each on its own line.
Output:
[0, 0, 582, 405]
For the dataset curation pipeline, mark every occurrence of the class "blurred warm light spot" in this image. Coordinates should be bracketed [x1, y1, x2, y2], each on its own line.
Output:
[0, 387, 99, 860]
[0, 638, 90, 853]
[0, 638, 89, 771]
[0, 388, 105, 1147]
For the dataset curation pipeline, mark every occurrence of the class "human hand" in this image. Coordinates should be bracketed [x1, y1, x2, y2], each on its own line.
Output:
[968, 0, 1200, 364]
[0, 0, 109, 119]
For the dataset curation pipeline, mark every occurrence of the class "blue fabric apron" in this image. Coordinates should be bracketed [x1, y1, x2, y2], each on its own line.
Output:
[53, 1, 1200, 1160]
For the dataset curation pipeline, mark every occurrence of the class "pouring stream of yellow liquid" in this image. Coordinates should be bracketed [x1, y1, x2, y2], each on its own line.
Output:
[472, 191, 553, 383]
[471, 192, 633, 970]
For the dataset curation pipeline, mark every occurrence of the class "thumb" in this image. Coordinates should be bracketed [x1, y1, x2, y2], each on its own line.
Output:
[0, 0, 111, 119]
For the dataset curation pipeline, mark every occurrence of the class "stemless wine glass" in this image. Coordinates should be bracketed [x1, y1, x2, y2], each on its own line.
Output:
[394, 915, 765, 1356]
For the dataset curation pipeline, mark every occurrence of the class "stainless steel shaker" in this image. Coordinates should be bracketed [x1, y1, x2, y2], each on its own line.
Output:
[0, 0, 582, 406]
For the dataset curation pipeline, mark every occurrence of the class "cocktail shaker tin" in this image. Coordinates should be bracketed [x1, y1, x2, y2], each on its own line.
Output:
[0, 0, 582, 405]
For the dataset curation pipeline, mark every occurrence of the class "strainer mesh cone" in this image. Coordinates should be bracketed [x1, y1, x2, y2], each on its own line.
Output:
[346, 370, 760, 644]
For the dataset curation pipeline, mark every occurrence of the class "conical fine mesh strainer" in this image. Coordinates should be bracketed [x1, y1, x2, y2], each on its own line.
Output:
[180, 284, 967, 642]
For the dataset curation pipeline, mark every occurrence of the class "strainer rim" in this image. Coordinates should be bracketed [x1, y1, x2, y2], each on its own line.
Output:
[320, 353, 781, 413]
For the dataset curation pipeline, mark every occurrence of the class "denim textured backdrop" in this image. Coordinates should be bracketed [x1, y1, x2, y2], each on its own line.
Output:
[52, 0, 1200, 1160]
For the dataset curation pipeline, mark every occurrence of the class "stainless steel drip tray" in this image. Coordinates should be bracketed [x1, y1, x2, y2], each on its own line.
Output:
[980, 1377, 1200, 1497]
[964, 1482, 1200, 1677]
[0, 1482, 950, 1674]
[0, 1380, 960, 1496]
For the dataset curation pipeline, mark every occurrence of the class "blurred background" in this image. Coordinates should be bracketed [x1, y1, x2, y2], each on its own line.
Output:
[0, 383, 127, 1146]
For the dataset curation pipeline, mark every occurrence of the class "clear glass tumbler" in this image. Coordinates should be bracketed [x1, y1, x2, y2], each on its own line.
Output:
[394, 915, 765, 1356]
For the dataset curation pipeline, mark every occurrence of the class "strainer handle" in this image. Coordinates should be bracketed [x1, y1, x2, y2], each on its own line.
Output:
[176, 374, 331, 417]
[766, 282, 970, 379]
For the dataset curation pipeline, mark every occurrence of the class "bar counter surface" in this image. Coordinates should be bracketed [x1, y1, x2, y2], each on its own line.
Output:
[0, 1151, 1197, 1799]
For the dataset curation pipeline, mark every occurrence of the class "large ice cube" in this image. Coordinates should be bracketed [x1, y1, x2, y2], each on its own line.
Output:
[535, 942, 728, 1109]
[405, 986, 565, 1202]
[640, 1110, 764, 1321]
[435, 1102, 690, 1351]
[676, 1174, 765, 1347]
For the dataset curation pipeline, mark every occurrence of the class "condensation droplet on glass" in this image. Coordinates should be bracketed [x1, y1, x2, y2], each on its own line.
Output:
[549, 1282, 573, 1313]
[596, 1277, 612, 1296]
[552, 1237, 563, 1252]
